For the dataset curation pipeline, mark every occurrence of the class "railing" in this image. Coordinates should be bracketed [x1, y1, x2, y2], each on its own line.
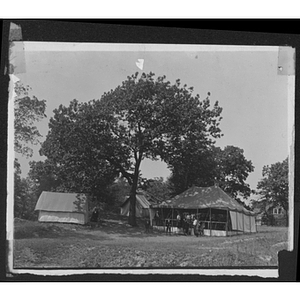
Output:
[154, 219, 228, 231]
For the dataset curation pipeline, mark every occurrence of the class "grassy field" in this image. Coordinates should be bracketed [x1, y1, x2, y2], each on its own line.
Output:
[13, 214, 289, 268]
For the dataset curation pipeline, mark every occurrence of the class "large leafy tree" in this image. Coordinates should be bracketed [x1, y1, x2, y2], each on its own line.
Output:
[257, 158, 289, 224]
[41, 72, 223, 226]
[99, 72, 223, 225]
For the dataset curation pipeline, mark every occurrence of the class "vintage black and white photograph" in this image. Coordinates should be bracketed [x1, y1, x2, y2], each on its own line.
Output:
[7, 24, 294, 277]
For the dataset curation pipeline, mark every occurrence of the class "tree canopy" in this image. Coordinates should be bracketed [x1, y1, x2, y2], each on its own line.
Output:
[41, 72, 223, 225]
[14, 82, 47, 219]
[213, 145, 254, 199]
[139, 177, 171, 201]
[39, 99, 120, 202]
[14, 82, 46, 157]
[256, 158, 289, 221]
[168, 145, 254, 203]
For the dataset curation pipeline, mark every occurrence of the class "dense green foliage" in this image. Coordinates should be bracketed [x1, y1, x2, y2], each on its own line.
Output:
[14, 159, 37, 220]
[168, 145, 254, 202]
[14, 82, 46, 157]
[139, 177, 171, 201]
[256, 158, 289, 223]
[213, 146, 254, 199]
[14, 74, 256, 221]
[14, 82, 46, 219]
[40, 72, 223, 225]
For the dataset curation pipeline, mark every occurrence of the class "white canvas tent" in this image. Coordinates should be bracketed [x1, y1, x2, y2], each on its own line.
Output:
[153, 185, 256, 236]
[120, 190, 158, 224]
[35, 191, 89, 225]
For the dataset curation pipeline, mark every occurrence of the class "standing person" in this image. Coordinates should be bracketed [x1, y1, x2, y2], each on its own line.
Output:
[165, 218, 171, 235]
[176, 213, 181, 227]
[186, 214, 191, 235]
[154, 211, 160, 226]
[193, 217, 198, 236]
[199, 222, 205, 236]
[90, 207, 99, 228]
[176, 213, 182, 234]
[144, 218, 151, 233]
[183, 216, 189, 236]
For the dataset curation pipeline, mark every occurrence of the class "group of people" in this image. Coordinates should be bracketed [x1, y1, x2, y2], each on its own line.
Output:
[177, 213, 205, 236]
[162, 213, 205, 236]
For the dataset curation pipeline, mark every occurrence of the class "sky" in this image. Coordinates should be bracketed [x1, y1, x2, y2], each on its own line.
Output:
[11, 43, 293, 196]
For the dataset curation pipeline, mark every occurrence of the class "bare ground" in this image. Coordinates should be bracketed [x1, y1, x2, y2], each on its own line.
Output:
[13, 215, 289, 269]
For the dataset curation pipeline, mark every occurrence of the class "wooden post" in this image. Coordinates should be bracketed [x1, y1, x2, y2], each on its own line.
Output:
[242, 212, 244, 234]
[249, 214, 251, 233]
[209, 207, 212, 237]
[226, 208, 229, 237]
[255, 214, 257, 232]
[161, 207, 164, 232]
[171, 207, 174, 234]
[235, 210, 238, 235]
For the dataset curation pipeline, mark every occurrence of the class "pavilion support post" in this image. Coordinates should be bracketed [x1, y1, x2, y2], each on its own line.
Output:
[255, 215, 257, 232]
[249, 214, 251, 233]
[235, 210, 238, 236]
[226, 208, 229, 237]
[242, 212, 245, 234]
[161, 207, 164, 232]
[209, 207, 212, 237]
[171, 207, 174, 234]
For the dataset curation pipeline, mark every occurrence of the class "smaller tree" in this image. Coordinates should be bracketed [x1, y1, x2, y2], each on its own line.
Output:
[13, 82, 47, 220]
[28, 160, 61, 198]
[39, 99, 121, 202]
[167, 145, 254, 205]
[139, 177, 171, 201]
[14, 82, 46, 157]
[213, 145, 254, 200]
[14, 159, 37, 220]
[257, 158, 289, 225]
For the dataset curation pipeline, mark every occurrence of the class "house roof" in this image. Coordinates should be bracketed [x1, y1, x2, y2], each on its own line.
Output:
[35, 191, 88, 213]
[152, 185, 254, 215]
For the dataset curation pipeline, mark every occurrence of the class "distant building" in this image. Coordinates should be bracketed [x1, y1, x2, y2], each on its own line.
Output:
[251, 199, 287, 226]
[270, 205, 287, 226]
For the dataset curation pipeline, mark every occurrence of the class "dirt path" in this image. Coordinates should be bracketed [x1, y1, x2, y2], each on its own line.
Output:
[13, 219, 289, 268]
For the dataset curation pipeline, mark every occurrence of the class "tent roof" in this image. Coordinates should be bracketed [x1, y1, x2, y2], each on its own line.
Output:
[153, 186, 254, 215]
[35, 191, 88, 213]
[120, 190, 159, 208]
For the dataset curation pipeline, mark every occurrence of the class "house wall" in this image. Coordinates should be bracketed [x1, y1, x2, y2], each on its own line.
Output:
[265, 206, 288, 226]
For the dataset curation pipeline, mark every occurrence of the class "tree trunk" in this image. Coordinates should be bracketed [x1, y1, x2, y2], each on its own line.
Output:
[128, 188, 138, 227]
[128, 157, 142, 227]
